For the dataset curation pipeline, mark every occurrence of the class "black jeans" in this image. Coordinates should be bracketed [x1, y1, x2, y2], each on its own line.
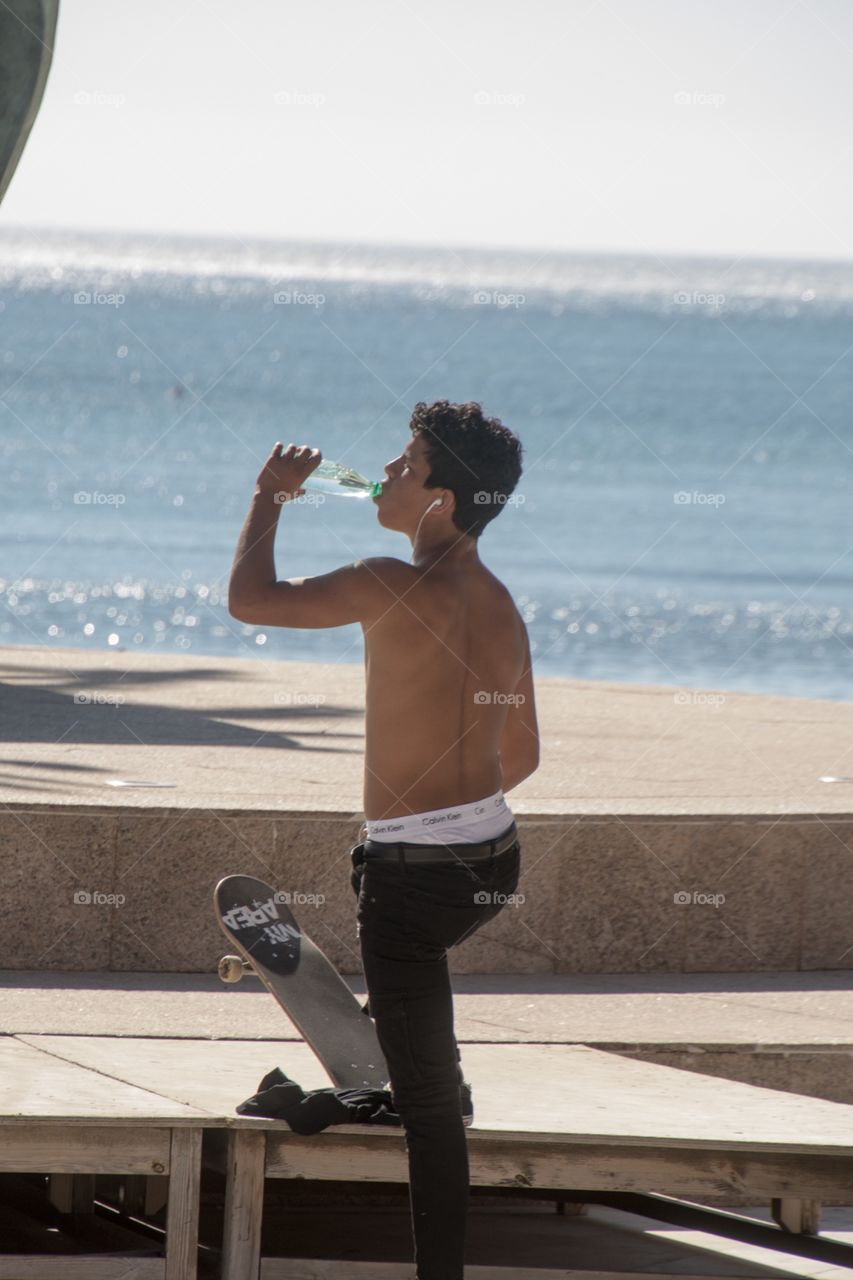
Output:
[349, 827, 521, 1280]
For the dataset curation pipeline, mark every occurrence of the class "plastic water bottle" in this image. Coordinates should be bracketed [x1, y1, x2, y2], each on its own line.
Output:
[302, 459, 383, 499]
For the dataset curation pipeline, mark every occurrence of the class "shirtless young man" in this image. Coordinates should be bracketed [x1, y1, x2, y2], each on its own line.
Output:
[229, 399, 539, 1280]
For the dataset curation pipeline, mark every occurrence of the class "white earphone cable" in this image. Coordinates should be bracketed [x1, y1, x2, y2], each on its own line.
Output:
[411, 496, 442, 561]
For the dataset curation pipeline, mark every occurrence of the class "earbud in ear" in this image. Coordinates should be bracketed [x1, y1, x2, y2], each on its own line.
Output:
[429, 498, 443, 511]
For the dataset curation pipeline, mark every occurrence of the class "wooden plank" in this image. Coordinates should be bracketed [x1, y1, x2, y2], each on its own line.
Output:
[0, 1262, 163, 1279]
[459, 1043, 853, 1153]
[222, 1129, 265, 1280]
[16, 1034, 328, 1118]
[19, 1036, 853, 1155]
[0, 1115, 218, 1129]
[0, 1125, 170, 1174]
[0, 1037, 206, 1121]
[771, 1196, 822, 1233]
[46, 1173, 95, 1213]
[120, 1173, 170, 1216]
[165, 1127, 202, 1280]
[265, 1131, 406, 1183]
[264, 1130, 853, 1200]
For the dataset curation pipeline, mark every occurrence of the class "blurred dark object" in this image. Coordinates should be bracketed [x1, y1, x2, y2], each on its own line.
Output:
[0, 0, 58, 203]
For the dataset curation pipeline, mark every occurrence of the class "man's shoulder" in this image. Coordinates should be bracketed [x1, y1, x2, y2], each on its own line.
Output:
[355, 556, 416, 584]
[355, 556, 515, 609]
[353, 556, 417, 605]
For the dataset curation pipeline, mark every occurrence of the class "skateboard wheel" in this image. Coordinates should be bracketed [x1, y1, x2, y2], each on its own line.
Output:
[218, 954, 251, 983]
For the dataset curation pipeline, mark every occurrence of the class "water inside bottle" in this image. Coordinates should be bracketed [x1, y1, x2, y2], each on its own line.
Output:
[304, 459, 382, 499]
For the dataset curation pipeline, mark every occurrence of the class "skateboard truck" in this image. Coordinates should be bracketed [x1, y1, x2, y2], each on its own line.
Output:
[218, 954, 256, 983]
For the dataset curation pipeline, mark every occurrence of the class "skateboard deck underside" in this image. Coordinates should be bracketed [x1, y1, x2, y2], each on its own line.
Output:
[214, 874, 388, 1089]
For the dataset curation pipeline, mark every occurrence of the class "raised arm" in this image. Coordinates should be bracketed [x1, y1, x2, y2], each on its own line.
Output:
[228, 441, 411, 628]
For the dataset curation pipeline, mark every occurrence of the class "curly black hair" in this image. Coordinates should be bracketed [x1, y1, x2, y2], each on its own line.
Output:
[409, 400, 523, 539]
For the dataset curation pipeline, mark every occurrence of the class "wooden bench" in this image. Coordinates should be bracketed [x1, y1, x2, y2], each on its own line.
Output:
[15, 1035, 853, 1278]
[210, 1043, 853, 1277]
[0, 1037, 207, 1278]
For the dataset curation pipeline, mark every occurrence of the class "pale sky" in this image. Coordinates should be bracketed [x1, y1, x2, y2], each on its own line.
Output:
[5, 0, 853, 261]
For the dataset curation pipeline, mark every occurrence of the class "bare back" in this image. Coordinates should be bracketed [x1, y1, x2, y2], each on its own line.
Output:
[362, 561, 527, 820]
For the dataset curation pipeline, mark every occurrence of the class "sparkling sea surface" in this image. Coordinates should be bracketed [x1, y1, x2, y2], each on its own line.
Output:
[2, 226, 852, 701]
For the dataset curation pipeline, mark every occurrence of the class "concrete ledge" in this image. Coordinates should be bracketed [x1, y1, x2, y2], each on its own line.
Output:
[4, 806, 853, 974]
[3, 644, 853, 973]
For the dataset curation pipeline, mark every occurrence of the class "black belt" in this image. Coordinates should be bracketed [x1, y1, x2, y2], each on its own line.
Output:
[362, 820, 518, 865]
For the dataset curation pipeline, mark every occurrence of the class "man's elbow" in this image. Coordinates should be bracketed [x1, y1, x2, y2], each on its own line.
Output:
[228, 591, 260, 623]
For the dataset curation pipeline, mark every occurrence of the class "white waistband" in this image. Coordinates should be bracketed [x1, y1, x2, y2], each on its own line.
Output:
[364, 789, 513, 844]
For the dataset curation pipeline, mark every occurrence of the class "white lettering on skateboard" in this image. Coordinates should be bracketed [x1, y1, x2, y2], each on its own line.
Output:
[264, 921, 301, 944]
[222, 898, 281, 930]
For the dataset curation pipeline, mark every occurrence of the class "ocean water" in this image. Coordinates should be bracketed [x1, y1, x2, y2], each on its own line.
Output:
[2, 226, 852, 702]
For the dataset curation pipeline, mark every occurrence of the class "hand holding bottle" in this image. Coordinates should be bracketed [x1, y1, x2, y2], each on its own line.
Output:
[255, 442, 322, 503]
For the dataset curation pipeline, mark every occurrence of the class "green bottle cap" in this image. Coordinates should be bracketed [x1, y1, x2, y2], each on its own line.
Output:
[369, 480, 383, 497]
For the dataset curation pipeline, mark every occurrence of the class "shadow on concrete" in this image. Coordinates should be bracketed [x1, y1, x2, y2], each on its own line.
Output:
[0, 670, 361, 750]
[1, 662, 254, 689]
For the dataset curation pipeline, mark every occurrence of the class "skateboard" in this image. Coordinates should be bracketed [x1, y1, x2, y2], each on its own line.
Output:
[214, 874, 389, 1089]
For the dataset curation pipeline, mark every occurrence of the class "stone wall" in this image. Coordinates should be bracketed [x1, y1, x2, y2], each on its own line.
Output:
[5, 806, 851, 974]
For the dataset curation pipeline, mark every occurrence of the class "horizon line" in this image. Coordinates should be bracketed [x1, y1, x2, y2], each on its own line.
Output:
[3, 221, 853, 271]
